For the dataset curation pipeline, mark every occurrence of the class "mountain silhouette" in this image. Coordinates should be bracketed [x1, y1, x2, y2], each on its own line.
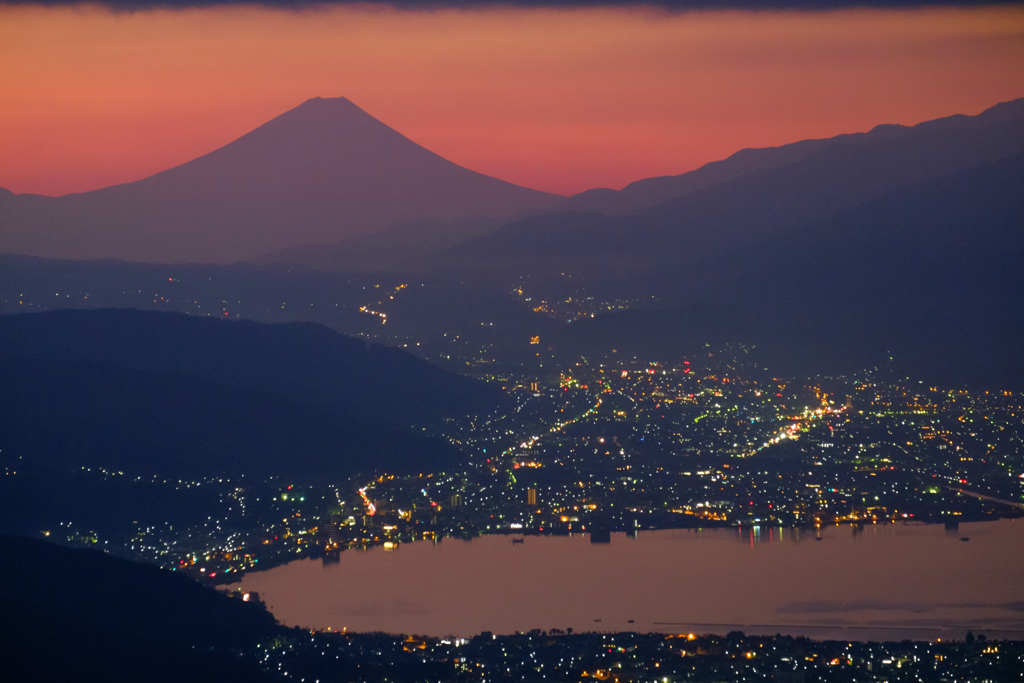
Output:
[0, 308, 505, 428]
[0, 308, 505, 478]
[450, 97, 1024, 271]
[0, 356, 461, 480]
[555, 96, 1024, 217]
[0, 97, 560, 264]
[551, 152, 1024, 389]
[0, 535, 278, 683]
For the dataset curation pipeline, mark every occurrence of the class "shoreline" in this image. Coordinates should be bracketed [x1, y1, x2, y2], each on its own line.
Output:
[213, 511, 1022, 587]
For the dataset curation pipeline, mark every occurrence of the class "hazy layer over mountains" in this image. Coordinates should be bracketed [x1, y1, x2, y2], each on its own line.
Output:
[0, 97, 560, 264]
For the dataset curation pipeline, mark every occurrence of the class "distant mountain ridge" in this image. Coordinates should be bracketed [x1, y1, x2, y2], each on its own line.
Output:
[551, 151, 1024, 390]
[0, 97, 561, 264]
[555, 97, 1024, 217]
[256, 97, 1024, 272]
[449, 97, 1024, 271]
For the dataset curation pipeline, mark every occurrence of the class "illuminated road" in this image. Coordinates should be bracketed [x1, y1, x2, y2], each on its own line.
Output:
[947, 487, 1024, 510]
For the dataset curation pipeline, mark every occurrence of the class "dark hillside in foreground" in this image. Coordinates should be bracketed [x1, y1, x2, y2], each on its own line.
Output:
[0, 462, 234, 542]
[0, 308, 504, 427]
[0, 535, 277, 683]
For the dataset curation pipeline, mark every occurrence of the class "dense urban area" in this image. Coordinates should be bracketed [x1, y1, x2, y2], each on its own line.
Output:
[9, 347, 1021, 583]
[2, 271, 1023, 578]
[2, 271, 1024, 682]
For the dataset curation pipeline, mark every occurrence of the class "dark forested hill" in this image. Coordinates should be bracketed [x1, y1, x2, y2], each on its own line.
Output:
[0, 308, 503, 426]
[0, 535, 278, 683]
[0, 308, 502, 478]
[0, 356, 460, 479]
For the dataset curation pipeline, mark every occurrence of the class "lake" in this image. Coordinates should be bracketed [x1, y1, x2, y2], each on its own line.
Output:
[238, 519, 1024, 641]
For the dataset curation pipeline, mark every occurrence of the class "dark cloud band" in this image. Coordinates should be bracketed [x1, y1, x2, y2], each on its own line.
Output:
[2, 0, 1019, 11]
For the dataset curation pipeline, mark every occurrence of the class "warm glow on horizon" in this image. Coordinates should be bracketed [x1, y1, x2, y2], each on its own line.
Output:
[1, 5, 1023, 197]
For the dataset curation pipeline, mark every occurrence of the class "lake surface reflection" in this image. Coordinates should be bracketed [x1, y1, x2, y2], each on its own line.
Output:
[238, 519, 1024, 641]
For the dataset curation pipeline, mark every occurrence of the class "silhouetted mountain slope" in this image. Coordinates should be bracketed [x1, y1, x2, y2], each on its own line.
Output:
[0, 308, 504, 427]
[554, 153, 1024, 389]
[0, 535, 277, 683]
[0, 461, 233, 541]
[556, 97, 1024, 217]
[555, 137, 837, 217]
[0, 97, 560, 264]
[0, 357, 460, 479]
[453, 97, 1024, 271]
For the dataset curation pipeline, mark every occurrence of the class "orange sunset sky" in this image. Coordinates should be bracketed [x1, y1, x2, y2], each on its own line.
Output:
[1, 4, 1023, 197]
